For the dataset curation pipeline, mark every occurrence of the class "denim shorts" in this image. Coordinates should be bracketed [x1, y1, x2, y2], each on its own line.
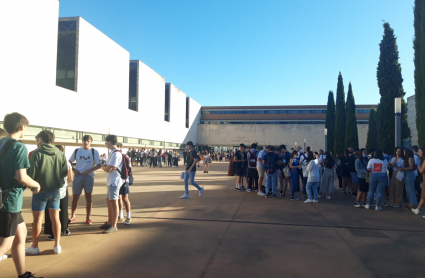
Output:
[106, 185, 121, 200]
[72, 175, 94, 195]
[350, 172, 359, 184]
[32, 189, 61, 211]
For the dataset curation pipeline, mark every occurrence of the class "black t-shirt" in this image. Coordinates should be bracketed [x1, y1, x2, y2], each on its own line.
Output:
[264, 152, 280, 170]
[186, 150, 199, 171]
[234, 150, 247, 169]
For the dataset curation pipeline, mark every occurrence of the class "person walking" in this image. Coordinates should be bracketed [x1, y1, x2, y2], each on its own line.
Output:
[180, 141, 204, 199]
[365, 149, 388, 210]
[203, 150, 210, 173]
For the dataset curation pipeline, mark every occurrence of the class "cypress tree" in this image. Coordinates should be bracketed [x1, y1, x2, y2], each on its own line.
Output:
[366, 108, 378, 150]
[325, 91, 336, 153]
[345, 83, 359, 148]
[376, 22, 411, 152]
[334, 72, 346, 155]
[414, 0, 425, 147]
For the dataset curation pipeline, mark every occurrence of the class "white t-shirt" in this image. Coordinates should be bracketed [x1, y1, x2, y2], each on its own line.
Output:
[69, 148, 101, 178]
[367, 159, 388, 174]
[106, 149, 123, 187]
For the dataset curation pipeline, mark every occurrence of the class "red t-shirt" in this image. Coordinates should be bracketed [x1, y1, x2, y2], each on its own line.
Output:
[28, 149, 36, 159]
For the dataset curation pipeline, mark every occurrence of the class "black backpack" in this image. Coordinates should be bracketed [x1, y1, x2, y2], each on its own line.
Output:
[265, 155, 276, 174]
[0, 140, 18, 209]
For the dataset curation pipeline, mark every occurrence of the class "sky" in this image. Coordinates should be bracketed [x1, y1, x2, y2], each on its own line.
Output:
[59, 0, 415, 107]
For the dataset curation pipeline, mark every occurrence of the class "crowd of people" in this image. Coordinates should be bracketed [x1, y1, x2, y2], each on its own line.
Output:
[231, 143, 425, 212]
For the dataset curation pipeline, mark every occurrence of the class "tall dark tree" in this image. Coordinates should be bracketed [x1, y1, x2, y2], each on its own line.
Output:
[414, 0, 425, 147]
[366, 108, 378, 150]
[345, 83, 359, 148]
[334, 72, 346, 155]
[376, 22, 410, 152]
[325, 91, 336, 153]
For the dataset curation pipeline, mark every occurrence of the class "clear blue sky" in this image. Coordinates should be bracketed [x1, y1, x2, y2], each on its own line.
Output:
[59, 0, 415, 106]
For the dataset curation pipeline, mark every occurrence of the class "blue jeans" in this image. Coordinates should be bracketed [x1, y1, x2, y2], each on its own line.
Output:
[32, 189, 61, 211]
[158, 157, 162, 167]
[405, 171, 418, 207]
[307, 181, 319, 201]
[290, 169, 299, 198]
[266, 172, 277, 195]
[302, 177, 307, 196]
[367, 173, 388, 206]
[184, 170, 201, 195]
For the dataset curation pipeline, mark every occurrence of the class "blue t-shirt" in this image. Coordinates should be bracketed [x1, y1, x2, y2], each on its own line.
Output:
[257, 150, 266, 168]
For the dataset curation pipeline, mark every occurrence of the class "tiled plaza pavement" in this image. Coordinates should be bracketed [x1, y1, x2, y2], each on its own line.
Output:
[3, 162, 425, 278]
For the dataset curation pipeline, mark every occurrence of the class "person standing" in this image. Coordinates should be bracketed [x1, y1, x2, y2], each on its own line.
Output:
[354, 149, 369, 207]
[256, 146, 269, 196]
[0, 113, 43, 278]
[397, 149, 417, 210]
[26, 130, 68, 255]
[234, 144, 247, 191]
[158, 149, 163, 168]
[349, 148, 359, 197]
[279, 145, 292, 197]
[412, 146, 422, 200]
[183, 150, 187, 165]
[180, 141, 204, 199]
[389, 147, 404, 208]
[319, 151, 335, 200]
[168, 151, 172, 167]
[203, 150, 210, 173]
[340, 150, 352, 195]
[68, 135, 101, 225]
[365, 149, 389, 210]
[411, 148, 425, 216]
[44, 145, 73, 240]
[289, 150, 301, 200]
[117, 143, 132, 225]
[100, 135, 123, 233]
[262, 146, 281, 198]
[304, 152, 320, 203]
[247, 143, 259, 193]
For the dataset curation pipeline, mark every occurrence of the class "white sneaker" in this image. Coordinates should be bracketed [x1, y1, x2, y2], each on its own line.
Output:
[375, 206, 382, 211]
[258, 192, 266, 196]
[180, 194, 189, 199]
[25, 245, 40, 255]
[313, 199, 319, 203]
[199, 187, 204, 197]
[364, 204, 371, 210]
[326, 196, 331, 200]
[304, 199, 313, 203]
[412, 208, 420, 215]
[53, 245, 61, 254]
[0, 254, 7, 261]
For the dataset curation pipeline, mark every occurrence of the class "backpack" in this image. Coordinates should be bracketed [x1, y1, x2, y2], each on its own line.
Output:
[265, 155, 276, 174]
[113, 150, 132, 181]
[0, 139, 18, 209]
[73, 148, 96, 166]
[248, 150, 258, 168]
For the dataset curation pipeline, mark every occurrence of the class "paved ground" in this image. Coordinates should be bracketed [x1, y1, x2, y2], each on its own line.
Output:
[3, 162, 425, 278]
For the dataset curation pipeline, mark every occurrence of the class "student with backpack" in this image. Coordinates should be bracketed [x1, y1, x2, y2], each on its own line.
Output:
[247, 143, 259, 192]
[262, 146, 281, 198]
[117, 143, 132, 225]
[100, 135, 125, 233]
[68, 135, 101, 225]
[0, 113, 43, 278]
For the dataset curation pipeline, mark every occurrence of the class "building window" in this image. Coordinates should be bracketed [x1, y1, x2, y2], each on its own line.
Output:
[185, 97, 189, 128]
[129, 61, 138, 111]
[164, 84, 170, 122]
[56, 19, 78, 91]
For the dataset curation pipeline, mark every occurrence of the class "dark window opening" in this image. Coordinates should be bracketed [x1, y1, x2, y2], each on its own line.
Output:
[185, 97, 189, 128]
[128, 61, 138, 111]
[56, 19, 78, 91]
[165, 84, 170, 122]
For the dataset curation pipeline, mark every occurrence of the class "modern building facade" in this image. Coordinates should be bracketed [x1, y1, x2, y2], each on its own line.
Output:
[0, 0, 380, 157]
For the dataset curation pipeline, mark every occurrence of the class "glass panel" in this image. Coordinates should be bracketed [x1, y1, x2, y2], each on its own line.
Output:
[164, 84, 170, 122]
[56, 20, 77, 91]
[117, 136, 124, 143]
[25, 126, 43, 137]
[128, 138, 138, 144]
[54, 129, 77, 139]
[154, 141, 162, 146]
[84, 133, 102, 141]
[141, 139, 151, 145]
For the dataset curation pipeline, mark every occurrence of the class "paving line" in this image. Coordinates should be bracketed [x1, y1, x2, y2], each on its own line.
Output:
[72, 213, 425, 233]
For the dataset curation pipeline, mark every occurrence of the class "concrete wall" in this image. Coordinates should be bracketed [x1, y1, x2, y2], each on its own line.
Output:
[407, 95, 418, 146]
[197, 124, 369, 152]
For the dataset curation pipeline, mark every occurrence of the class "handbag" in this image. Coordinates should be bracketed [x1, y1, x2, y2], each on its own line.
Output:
[283, 165, 291, 178]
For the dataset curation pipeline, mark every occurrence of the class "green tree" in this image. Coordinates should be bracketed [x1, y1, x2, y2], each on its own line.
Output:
[325, 91, 336, 153]
[334, 72, 346, 154]
[414, 0, 425, 147]
[366, 108, 378, 150]
[376, 22, 411, 152]
[345, 83, 359, 148]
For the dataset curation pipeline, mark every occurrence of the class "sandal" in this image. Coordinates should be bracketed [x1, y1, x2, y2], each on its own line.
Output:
[68, 217, 76, 224]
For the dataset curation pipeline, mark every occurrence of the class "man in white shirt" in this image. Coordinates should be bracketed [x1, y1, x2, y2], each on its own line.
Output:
[100, 135, 123, 234]
[68, 135, 101, 225]
[117, 143, 132, 225]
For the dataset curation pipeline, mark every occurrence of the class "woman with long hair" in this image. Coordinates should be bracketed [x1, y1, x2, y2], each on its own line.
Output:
[289, 150, 301, 200]
[396, 148, 417, 210]
[203, 150, 210, 173]
[319, 151, 335, 199]
[304, 151, 320, 203]
[354, 148, 369, 207]
[412, 148, 425, 216]
[389, 147, 405, 208]
[365, 149, 388, 210]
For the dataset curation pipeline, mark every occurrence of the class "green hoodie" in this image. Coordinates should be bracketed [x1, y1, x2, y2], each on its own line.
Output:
[28, 143, 68, 192]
